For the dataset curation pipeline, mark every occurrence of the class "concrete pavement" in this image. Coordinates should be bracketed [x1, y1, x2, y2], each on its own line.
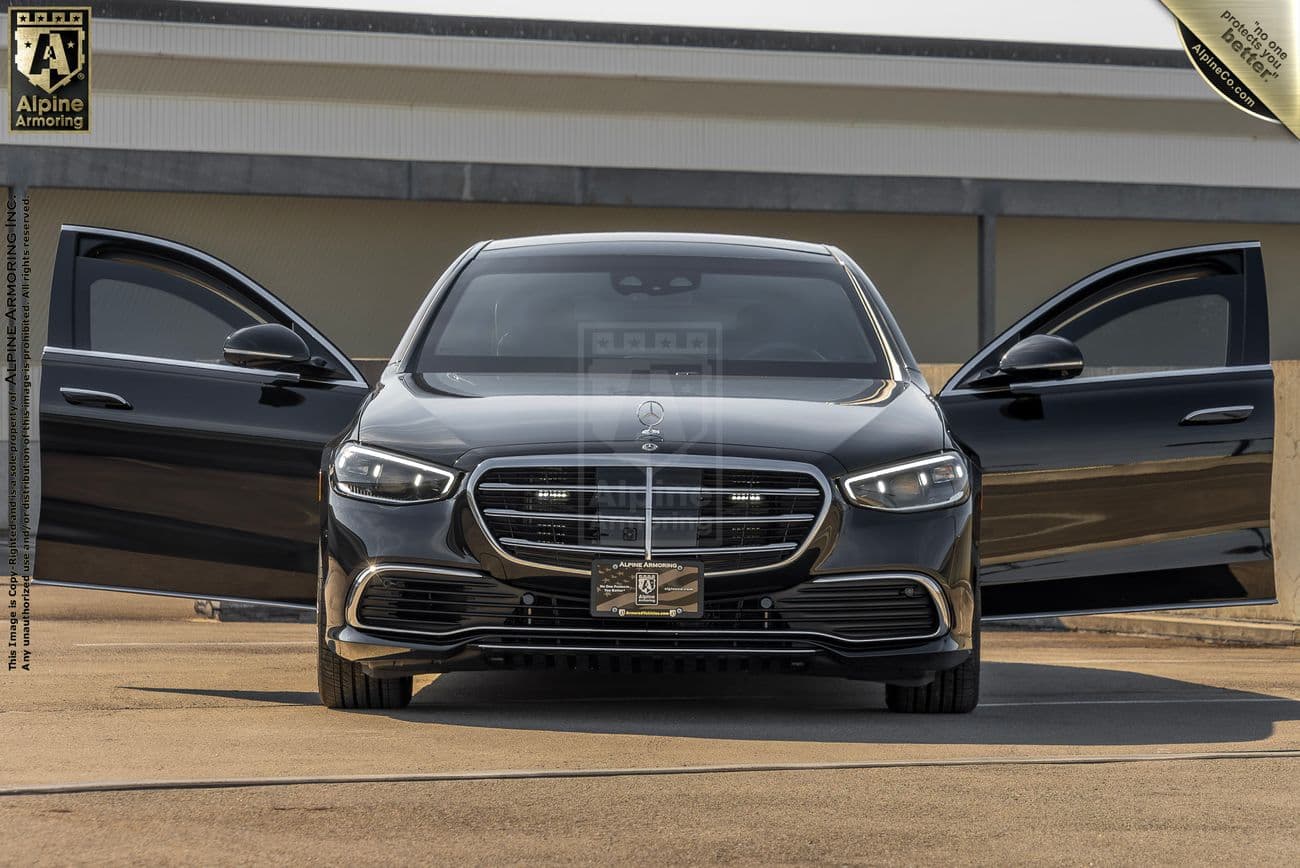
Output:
[2, 588, 1298, 864]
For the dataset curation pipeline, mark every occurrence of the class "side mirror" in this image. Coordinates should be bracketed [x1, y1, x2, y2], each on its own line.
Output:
[223, 323, 311, 369]
[997, 334, 1084, 382]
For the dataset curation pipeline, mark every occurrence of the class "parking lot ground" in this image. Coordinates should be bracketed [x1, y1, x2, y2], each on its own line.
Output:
[2, 591, 1298, 864]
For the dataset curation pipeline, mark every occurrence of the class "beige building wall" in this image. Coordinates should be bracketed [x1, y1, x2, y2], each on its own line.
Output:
[27, 194, 1300, 367]
[25, 190, 978, 365]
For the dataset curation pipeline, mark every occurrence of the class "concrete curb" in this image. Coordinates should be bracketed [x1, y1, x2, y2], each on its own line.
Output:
[1061, 613, 1300, 646]
[196, 600, 316, 624]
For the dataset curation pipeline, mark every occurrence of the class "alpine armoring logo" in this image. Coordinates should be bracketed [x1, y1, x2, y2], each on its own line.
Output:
[9, 7, 90, 132]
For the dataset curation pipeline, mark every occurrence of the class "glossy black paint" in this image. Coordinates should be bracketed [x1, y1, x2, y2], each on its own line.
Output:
[944, 367, 1274, 617]
[939, 241, 1275, 618]
[223, 323, 311, 369]
[992, 334, 1084, 382]
[38, 350, 366, 604]
[36, 227, 369, 605]
[36, 230, 1275, 681]
[356, 373, 944, 473]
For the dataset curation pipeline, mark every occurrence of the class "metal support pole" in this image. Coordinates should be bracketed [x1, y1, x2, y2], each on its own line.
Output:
[977, 212, 997, 346]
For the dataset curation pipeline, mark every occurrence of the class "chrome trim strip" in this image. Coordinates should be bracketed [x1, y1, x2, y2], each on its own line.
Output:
[499, 538, 642, 556]
[467, 454, 834, 578]
[389, 241, 490, 373]
[344, 564, 484, 627]
[1004, 358, 1085, 371]
[943, 363, 1274, 397]
[482, 509, 815, 524]
[343, 564, 950, 645]
[831, 251, 905, 382]
[42, 346, 370, 389]
[478, 483, 821, 495]
[981, 596, 1278, 622]
[60, 224, 370, 387]
[498, 538, 799, 556]
[229, 348, 300, 360]
[483, 509, 624, 521]
[643, 466, 654, 560]
[473, 643, 818, 656]
[59, 387, 132, 410]
[33, 579, 317, 612]
[655, 543, 798, 555]
[810, 572, 952, 635]
[654, 514, 815, 524]
[1180, 404, 1254, 424]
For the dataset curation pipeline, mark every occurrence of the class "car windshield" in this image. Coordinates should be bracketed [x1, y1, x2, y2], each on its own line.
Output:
[412, 249, 893, 378]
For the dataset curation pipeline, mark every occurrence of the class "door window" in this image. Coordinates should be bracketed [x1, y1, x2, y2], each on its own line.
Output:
[1038, 266, 1243, 379]
[74, 256, 269, 363]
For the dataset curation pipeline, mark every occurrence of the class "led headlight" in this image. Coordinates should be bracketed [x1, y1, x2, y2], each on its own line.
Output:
[842, 452, 969, 512]
[331, 443, 457, 503]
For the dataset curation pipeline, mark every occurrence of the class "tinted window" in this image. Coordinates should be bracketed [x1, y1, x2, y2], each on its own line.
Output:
[1043, 267, 1241, 378]
[415, 251, 892, 379]
[78, 258, 266, 362]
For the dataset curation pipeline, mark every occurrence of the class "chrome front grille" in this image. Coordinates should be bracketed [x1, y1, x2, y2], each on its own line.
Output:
[470, 457, 830, 575]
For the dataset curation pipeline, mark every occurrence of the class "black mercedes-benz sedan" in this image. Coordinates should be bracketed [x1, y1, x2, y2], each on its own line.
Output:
[36, 229, 1276, 714]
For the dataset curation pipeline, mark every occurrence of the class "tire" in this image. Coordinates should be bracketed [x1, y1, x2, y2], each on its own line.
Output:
[316, 577, 413, 710]
[885, 594, 981, 714]
[884, 641, 980, 714]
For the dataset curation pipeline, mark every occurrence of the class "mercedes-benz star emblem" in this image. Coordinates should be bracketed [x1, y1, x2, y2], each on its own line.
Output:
[636, 400, 665, 427]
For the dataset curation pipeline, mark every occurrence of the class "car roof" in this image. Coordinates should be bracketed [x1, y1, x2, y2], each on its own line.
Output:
[481, 232, 832, 256]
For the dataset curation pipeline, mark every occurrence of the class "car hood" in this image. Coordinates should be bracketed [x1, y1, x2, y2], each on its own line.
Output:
[354, 372, 946, 474]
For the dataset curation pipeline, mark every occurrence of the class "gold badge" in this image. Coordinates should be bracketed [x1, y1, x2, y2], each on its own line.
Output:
[9, 7, 90, 132]
[1161, 1, 1296, 135]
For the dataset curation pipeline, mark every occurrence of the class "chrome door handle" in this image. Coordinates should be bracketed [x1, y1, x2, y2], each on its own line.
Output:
[1180, 405, 1253, 425]
[59, 387, 133, 410]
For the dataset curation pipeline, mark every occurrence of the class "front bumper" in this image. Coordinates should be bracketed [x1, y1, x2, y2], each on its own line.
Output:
[322, 461, 977, 684]
[331, 564, 961, 683]
[331, 622, 968, 685]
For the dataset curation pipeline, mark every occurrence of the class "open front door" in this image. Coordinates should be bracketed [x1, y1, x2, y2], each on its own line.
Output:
[36, 227, 371, 607]
[939, 242, 1274, 620]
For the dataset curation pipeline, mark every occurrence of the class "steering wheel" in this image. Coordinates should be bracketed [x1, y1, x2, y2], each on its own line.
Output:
[740, 342, 829, 362]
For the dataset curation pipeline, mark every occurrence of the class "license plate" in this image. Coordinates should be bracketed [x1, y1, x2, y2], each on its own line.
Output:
[591, 559, 702, 619]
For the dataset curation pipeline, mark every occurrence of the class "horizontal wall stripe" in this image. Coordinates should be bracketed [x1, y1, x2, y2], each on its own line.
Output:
[82, 2, 1188, 69]
[3, 93, 1296, 188]
[6, 146, 1300, 224]
[82, 19, 1212, 103]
